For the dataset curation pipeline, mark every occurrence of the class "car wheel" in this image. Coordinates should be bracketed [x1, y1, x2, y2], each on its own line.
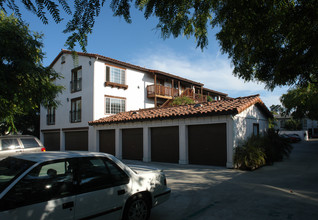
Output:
[123, 194, 150, 220]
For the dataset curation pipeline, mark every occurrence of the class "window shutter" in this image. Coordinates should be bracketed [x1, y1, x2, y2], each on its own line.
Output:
[106, 66, 110, 82]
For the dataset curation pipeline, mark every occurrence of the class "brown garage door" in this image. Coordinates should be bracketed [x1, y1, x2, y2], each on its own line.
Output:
[65, 131, 88, 151]
[188, 123, 227, 166]
[151, 126, 179, 163]
[122, 128, 143, 160]
[99, 130, 115, 155]
[43, 132, 60, 151]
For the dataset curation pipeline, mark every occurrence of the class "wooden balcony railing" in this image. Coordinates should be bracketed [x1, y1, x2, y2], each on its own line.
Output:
[194, 94, 208, 102]
[181, 88, 207, 102]
[147, 85, 208, 107]
[180, 88, 193, 97]
[147, 85, 179, 98]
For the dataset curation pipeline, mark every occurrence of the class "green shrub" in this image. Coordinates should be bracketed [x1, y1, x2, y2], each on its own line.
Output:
[170, 96, 195, 106]
[260, 129, 293, 164]
[234, 136, 266, 170]
[207, 95, 213, 102]
[234, 129, 292, 170]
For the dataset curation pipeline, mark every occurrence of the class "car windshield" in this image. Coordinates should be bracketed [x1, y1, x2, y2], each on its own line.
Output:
[0, 157, 35, 193]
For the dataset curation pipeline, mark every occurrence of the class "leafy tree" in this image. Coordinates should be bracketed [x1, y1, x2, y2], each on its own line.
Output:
[270, 104, 286, 115]
[1, 1, 317, 89]
[269, 104, 286, 129]
[212, 0, 318, 89]
[0, 108, 41, 137]
[0, 11, 63, 134]
[281, 83, 318, 120]
[284, 118, 302, 131]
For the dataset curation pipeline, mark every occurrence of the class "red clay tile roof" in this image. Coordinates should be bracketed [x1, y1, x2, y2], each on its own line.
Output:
[50, 49, 204, 86]
[89, 95, 272, 126]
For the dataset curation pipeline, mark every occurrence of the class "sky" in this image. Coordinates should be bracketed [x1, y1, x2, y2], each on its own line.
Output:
[7, 4, 288, 107]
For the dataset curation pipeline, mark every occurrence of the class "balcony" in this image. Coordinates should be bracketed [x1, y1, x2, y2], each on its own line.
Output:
[147, 85, 179, 99]
[193, 93, 208, 102]
[70, 78, 82, 93]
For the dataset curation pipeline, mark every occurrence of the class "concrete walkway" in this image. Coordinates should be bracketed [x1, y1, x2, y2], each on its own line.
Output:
[127, 139, 318, 219]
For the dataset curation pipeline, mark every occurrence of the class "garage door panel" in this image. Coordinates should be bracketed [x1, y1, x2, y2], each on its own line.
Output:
[65, 131, 88, 151]
[188, 123, 226, 166]
[99, 130, 115, 155]
[151, 126, 179, 163]
[43, 132, 60, 151]
[122, 128, 143, 160]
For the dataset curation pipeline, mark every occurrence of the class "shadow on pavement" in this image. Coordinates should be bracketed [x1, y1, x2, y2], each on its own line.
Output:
[126, 140, 318, 220]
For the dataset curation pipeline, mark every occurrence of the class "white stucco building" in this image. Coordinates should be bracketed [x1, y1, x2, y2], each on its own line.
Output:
[274, 114, 318, 138]
[40, 50, 228, 153]
[89, 95, 272, 168]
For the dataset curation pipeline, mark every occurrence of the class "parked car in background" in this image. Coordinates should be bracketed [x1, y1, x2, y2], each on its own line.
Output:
[280, 134, 301, 143]
[0, 135, 46, 160]
[280, 134, 290, 140]
[288, 134, 301, 143]
[0, 151, 171, 220]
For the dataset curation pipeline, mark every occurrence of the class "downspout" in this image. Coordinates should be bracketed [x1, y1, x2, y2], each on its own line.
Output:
[92, 56, 98, 121]
[154, 72, 157, 107]
[228, 114, 236, 168]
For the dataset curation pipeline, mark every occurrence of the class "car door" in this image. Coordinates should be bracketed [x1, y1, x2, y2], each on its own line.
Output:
[74, 157, 131, 220]
[0, 159, 76, 220]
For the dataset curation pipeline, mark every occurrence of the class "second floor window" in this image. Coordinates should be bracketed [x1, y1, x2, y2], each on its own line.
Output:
[70, 98, 81, 123]
[106, 66, 125, 85]
[105, 97, 125, 114]
[47, 106, 55, 125]
[71, 66, 82, 93]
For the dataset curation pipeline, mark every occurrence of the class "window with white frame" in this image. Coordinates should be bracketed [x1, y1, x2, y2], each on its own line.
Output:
[105, 97, 125, 114]
[106, 66, 125, 85]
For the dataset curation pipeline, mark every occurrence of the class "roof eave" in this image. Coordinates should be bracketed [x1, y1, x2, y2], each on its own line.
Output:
[50, 49, 204, 86]
[88, 110, 236, 126]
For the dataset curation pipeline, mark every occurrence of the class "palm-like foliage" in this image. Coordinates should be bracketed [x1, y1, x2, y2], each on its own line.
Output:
[234, 136, 266, 170]
[234, 129, 293, 170]
[261, 129, 293, 164]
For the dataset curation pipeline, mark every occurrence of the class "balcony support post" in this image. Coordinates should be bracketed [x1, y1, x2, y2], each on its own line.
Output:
[201, 86, 203, 102]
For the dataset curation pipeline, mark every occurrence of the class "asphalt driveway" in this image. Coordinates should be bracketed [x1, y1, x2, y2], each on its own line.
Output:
[126, 139, 318, 219]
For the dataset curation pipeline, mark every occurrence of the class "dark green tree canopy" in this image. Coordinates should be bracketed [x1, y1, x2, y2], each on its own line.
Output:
[281, 83, 318, 121]
[0, 11, 63, 133]
[270, 104, 285, 116]
[1, 0, 317, 89]
[284, 118, 302, 131]
[213, 0, 318, 89]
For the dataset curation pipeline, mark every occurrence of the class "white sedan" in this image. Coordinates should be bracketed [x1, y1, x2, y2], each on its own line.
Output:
[0, 151, 171, 220]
